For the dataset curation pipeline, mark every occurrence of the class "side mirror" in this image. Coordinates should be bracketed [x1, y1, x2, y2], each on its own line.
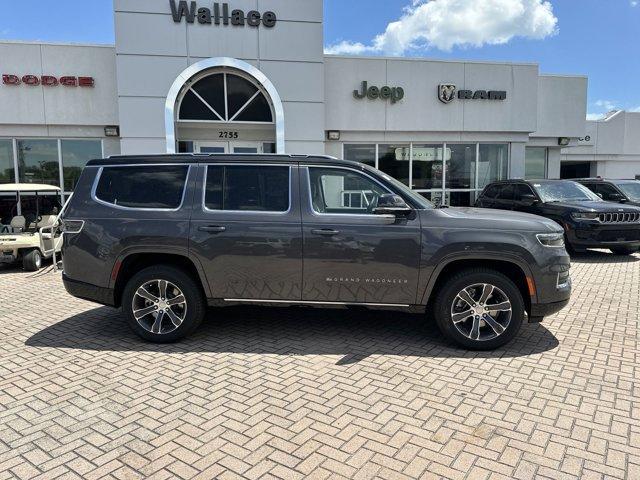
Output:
[521, 194, 539, 206]
[374, 194, 412, 216]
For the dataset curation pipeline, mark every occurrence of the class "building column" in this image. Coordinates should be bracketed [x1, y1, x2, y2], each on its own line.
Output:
[510, 143, 526, 179]
[547, 148, 561, 179]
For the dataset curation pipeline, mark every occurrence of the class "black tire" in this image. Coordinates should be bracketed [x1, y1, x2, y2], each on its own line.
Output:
[433, 268, 525, 350]
[610, 246, 638, 255]
[23, 249, 42, 271]
[122, 265, 206, 343]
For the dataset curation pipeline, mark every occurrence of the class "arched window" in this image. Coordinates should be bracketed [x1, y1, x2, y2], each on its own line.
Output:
[178, 71, 274, 123]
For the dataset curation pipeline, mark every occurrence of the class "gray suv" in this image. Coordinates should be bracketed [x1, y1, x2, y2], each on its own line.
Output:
[62, 154, 571, 350]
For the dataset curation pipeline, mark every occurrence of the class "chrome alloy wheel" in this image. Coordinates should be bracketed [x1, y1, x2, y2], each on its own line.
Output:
[132, 279, 187, 335]
[450, 283, 512, 342]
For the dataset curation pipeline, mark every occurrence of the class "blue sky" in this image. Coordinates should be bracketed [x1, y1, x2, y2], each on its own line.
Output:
[1, 0, 638, 119]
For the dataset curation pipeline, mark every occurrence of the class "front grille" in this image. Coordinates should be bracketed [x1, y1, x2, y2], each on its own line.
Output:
[598, 212, 640, 223]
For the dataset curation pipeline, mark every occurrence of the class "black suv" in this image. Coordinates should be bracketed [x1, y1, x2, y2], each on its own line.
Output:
[62, 154, 571, 350]
[575, 178, 640, 207]
[476, 179, 640, 255]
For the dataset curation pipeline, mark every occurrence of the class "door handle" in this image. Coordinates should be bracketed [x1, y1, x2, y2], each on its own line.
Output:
[198, 225, 226, 233]
[311, 228, 339, 236]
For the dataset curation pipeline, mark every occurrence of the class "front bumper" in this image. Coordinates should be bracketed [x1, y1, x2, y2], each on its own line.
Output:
[528, 246, 572, 322]
[568, 222, 640, 249]
[530, 298, 570, 322]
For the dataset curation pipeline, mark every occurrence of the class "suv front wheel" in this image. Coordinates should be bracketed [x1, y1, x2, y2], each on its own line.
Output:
[433, 269, 525, 350]
[122, 265, 206, 343]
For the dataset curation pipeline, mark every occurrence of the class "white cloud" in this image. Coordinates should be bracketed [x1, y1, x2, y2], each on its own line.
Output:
[630, 106, 640, 112]
[631, 1, 638, 6]
[594, 99, 618, 111]
[324, 41, 375, 55]
[324, 0, 558, 55]
[586, 113, 604, 121]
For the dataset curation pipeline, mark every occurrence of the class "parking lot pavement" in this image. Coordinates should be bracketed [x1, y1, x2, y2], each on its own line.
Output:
[0, 252, 638, 480]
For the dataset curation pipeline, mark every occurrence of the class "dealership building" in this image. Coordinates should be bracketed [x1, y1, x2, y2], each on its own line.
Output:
[561, 110, 640, 180]
[2, 0, 635, 206]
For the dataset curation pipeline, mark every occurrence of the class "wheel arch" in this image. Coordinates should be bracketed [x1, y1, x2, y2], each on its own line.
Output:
[112, 252, 210, 308]
[421, 255, 536, 315]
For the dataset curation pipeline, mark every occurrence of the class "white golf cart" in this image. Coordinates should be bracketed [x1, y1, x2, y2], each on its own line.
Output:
[0, 184, 63, 271]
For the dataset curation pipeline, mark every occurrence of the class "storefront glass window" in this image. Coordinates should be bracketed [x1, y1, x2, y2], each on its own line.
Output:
[411, 144, 444, 190]
[378, 144, 410, 186]
[343, 144, 375, 167]
[178, 141, 194, 153]
[340, 141, 510, 207]
[61, 140, 102, 192]
[0, 140, 14, 184]
[525, 147, 547, 179]
[446, 144, 476, 190]
[17, 139, 60, 186]
[478, 144, 509, 188]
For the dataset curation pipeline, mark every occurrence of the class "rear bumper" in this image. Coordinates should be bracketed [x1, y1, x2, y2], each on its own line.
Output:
[0, 254, 16, 264]
[62, 273, 115, 307]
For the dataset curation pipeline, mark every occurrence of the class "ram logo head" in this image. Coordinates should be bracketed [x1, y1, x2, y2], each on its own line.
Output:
[438, 84, 457, 104]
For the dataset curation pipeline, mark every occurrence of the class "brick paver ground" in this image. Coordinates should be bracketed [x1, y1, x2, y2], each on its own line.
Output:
[0, 251, 638, 479]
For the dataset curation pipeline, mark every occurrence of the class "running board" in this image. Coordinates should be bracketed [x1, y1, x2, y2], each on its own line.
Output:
[223, 298, 411, 308]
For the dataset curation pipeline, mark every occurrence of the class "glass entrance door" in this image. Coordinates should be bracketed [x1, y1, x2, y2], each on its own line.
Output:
[195, 141, 262, 154]
[196, 142, 228, 154]
[231, 142, 260, 154]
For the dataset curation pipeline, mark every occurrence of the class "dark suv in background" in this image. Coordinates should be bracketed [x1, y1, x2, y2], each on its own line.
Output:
[575, 178, 640, 207]
[62, 154, 571, 350]
[476, 179, 640, 255]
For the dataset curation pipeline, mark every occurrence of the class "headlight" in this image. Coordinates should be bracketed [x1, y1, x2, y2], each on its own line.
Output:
[571, 212, 599, 221]
[536, 233, 565, 248]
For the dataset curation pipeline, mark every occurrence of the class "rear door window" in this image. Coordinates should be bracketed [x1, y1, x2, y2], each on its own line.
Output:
[204, 165, 290, 212]
[480, 184, 501, 199]
[95, 165, 189, 209]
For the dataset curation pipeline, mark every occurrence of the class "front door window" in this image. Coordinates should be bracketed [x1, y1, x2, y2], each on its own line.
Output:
[308, 167, 388, 214]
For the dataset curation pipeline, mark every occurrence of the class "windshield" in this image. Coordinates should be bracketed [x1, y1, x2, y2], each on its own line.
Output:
[532, 181, 601, 203]
[363, 164, 434, 209]
[617, 182, 640, 201]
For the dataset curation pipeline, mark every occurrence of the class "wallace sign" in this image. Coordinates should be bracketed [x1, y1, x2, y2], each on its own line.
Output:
[170, 1, 277, 28]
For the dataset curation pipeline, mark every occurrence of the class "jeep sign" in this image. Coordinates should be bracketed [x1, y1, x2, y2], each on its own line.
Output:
[353, 81, 404, 104]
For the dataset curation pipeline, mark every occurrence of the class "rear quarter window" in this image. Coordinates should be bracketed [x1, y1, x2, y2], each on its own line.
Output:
[94, 165, 189, 209]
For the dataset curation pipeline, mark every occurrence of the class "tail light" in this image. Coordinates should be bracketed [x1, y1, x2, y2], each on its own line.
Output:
[62, 219, 85, 234]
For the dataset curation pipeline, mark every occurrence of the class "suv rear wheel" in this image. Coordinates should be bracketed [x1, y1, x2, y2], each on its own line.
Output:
[433, 269, 525, 350]
[122, 265, 206, 343]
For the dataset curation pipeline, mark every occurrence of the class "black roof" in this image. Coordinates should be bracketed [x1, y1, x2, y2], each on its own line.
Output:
[574, 177, 640, 183]
[484, 179, 579, 186]
[86, 153, 358, 167]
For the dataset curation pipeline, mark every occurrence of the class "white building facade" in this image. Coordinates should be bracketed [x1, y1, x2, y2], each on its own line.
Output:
[561, 111, 640, 180]
[0, 0, 609, 206]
